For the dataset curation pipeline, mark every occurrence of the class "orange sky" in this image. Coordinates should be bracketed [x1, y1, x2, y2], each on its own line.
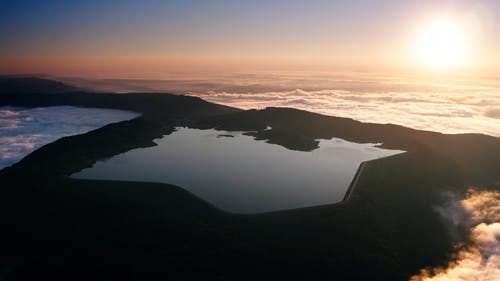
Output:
[1, 1, 499, 79]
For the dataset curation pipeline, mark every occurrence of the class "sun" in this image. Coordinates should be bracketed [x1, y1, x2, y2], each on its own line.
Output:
[415, 19, 469, 70]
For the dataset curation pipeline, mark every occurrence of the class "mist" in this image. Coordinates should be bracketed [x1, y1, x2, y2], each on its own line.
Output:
[0, 106, 138, 169]
[410, 188, 500, 281]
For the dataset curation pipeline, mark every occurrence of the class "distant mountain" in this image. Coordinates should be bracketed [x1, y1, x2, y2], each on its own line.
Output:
[0, 76, 80, 95]
[0, 77, 239, 119]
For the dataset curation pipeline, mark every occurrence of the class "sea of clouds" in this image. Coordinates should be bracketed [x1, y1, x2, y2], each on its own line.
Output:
[64, 72, 500, 137]
[0, 106, 138, 169]
[410, 188, 499, 281]
[192, 83, 500, 137]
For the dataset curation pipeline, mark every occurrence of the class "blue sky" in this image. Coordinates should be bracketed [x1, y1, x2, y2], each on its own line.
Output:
[1, 0, 498, 77]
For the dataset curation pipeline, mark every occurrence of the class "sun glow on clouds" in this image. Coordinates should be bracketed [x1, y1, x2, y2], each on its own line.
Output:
[410, 189, 500, 281]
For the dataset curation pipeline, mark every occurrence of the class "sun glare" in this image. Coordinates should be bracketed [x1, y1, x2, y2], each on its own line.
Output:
[415, 19, 469, 70]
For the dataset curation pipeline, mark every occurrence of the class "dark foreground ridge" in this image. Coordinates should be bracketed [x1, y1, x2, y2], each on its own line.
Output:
[1, 77, 499, 280]
[343, 161, 367, 203]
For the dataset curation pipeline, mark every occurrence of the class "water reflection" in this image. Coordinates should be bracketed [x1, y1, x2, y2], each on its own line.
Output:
[73, 127, 404, 213]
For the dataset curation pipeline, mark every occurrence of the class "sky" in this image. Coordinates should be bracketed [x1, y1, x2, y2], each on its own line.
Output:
[1, 0, 499, 78]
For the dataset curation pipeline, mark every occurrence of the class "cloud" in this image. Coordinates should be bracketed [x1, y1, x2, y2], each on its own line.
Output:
[0, 106, 138, 169]
[0, 119, 20, 130]
[485, 108, 500, 119]
[192, 86, 500, 137]
[65, 73, 500, 137]
[0, 110, 19, 118]
[410, 188, 500, 281]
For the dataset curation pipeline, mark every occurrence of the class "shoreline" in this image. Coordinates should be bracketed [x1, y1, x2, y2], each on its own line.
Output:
[342, 161, 367, 203]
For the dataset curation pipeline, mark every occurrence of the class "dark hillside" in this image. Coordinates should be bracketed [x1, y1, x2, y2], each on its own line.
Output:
[0, 76, 79, 94]
[1, 78, 499, 281]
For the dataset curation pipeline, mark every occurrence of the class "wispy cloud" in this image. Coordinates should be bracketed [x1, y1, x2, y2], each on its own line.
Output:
[485, 107, 500, 119]
[0, 106, 138, 169]
[410, 188, 500, 281]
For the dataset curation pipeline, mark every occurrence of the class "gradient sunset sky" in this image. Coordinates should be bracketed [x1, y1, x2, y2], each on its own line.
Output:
[1, 0, 499, 78]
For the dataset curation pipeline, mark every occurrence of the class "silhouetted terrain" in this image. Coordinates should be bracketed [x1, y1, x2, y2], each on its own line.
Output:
[0, 77, 238, 120]
[0, 76, 80, 94]
[0, 78, 499, 280]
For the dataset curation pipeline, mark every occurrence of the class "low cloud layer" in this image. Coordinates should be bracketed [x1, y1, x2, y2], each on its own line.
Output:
[410, 188, 500, 281]
[194, 87, 500, 137]
[0, 106, 138, 169]
[66, 72, 500, 137]
[485, 107, 500, 119]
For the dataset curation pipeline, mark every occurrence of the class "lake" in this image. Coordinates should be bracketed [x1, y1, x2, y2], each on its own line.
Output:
[72, 127, 404, 213]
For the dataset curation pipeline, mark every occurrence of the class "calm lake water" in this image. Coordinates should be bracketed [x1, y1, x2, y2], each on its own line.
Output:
[73, 127, 404, 213]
